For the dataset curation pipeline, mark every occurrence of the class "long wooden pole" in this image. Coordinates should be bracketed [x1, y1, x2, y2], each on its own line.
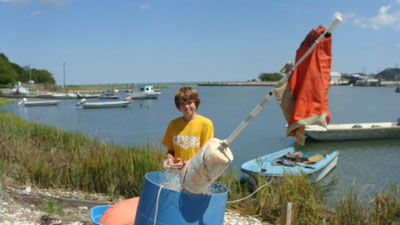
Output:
[222, 16, 342, 148]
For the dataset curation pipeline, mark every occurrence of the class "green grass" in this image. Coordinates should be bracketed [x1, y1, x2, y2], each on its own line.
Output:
[0, 112, 164, 198]
[0, 97, 14, 106]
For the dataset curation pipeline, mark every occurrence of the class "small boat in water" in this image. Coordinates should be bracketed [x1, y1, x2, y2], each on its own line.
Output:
[99, 89, 119, 99]
[41, 92, 78, 99]
[76, 92, 101, 99]
[75, 98, 130, 109]
[241, 147, 339, 183]
[129, 85, 161, 100]
[305, 122, 400, 141]
[18, 98, 61, 107]
[395, 86, 400, 93]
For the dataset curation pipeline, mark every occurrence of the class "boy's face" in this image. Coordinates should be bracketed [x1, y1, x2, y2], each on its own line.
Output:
[179, 100, 197, 118]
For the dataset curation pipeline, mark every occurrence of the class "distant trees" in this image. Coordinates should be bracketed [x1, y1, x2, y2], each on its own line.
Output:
[0, 53, 55, 86]
[258, 72, 283, 81]
[0, 54, 18, 85]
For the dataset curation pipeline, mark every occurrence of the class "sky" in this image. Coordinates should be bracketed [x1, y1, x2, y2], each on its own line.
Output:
[1, 0, 400, 85]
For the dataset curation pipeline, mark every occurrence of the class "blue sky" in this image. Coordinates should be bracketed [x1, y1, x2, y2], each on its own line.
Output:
[1, 0, 400, 85]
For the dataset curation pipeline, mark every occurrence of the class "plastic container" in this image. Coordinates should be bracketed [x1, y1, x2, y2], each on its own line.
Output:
[91, 205, 111, 225]
[134, 171, 228, 225]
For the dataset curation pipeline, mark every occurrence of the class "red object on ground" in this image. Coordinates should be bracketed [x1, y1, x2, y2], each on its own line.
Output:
[99, 197, 140, 225]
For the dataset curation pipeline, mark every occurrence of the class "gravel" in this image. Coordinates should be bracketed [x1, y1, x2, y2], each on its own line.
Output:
[0, 184, 265, 225]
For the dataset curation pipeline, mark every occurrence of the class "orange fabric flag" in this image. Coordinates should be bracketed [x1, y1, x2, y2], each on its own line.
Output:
[274, 25, 332, 145]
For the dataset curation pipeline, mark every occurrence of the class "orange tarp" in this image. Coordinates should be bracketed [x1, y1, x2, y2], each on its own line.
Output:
[274, 25, 332, 145]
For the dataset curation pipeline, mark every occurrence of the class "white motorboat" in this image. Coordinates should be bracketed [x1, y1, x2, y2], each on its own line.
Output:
[18, 98, 61, 107]
[10, 82, 29, 97]
[46, 93, 78, 99]
[130, 85, 161, 100]
[75, 98, 130, 109]
[305, 122, 400, 141]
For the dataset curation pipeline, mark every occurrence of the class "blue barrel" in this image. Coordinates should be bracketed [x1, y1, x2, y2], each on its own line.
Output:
[134, 171, 228, 225]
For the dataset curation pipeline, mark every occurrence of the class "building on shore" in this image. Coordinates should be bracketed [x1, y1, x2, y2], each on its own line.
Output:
[376, 68, 400, 81]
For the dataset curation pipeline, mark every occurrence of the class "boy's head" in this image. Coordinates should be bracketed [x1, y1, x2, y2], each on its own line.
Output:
[175, 87, 200, 110]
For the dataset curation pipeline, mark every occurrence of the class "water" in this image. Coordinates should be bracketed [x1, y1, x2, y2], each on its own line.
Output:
[1, 85, 400, 202]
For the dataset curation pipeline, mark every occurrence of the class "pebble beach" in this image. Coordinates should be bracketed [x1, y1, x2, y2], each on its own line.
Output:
[0, 183, 264, 225]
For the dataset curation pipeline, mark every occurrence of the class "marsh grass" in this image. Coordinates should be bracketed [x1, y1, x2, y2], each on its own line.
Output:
[220, 172, 400, 225]
[372, 183, 400, 225]
[1, 112, 400, 224]
[0, 112, 164, 199]
[0, 97, 14, 106]
[334, 183, 400, 225]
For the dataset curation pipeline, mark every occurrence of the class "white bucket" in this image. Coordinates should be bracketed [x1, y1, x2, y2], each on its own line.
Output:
[180, 138, 234, 194]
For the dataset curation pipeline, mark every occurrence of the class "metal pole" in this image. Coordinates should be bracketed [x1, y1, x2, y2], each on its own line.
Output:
[29, 64, 32, 81]
[63, 62, 66, 89]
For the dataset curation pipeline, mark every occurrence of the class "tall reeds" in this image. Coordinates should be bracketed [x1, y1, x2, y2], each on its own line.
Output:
[0, 112, 164, 199]
[0, 97, 14, 106]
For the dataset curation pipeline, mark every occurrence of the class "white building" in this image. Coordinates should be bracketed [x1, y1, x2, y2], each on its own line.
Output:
[330, 71, 341, 85]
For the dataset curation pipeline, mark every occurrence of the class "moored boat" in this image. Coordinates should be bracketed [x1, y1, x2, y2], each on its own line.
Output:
[241, 147, 339, 183]
[129, 85, 161, 100]
[99, 89, 119, 99]
[18, 98, 61, 107]
[75, 98, 130, 109]
[305, 122, 400, 141]
[76, 92, 101, 99]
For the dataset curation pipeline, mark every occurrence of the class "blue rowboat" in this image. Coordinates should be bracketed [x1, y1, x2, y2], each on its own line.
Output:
[241, 147, 339, 183]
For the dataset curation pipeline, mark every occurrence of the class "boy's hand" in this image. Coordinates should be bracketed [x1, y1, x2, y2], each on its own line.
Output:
[163, 157, 185, 169]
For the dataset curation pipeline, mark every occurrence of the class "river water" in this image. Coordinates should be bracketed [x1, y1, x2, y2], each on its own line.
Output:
[1, 85, 399, 203]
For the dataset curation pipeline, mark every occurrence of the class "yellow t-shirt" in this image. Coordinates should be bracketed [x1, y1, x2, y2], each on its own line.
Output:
[162, 115, 214, 161]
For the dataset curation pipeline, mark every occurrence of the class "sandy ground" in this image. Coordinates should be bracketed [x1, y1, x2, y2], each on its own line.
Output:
[0, 178, 264, 225]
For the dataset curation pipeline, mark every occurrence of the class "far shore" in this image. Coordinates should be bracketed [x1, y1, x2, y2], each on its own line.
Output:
[198, 81, 278, 86]
[197, 80, 400, 86]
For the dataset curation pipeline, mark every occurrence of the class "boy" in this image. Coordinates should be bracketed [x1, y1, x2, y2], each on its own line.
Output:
[162, 87, 214, 169]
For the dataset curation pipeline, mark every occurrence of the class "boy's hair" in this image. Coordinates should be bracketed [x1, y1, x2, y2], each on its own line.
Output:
[175, 87, 200, 109]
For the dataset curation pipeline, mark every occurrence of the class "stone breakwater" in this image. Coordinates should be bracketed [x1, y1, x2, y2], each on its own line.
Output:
[0, 185, 265, 225]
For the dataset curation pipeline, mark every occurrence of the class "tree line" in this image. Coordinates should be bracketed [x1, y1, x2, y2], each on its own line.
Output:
[0, 53, 55, 86]
[258, 72, 283, 81]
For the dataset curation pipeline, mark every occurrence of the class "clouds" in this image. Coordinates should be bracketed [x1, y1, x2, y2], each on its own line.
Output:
[0, 0, 67, 5]
[138, 2, 149, 10]
[0, 0, 68, 17]
[37, 0, 67, 7]
[338, 1, 400, 30]
[0, 0, 29, 4]
[30, 9, 40, 16]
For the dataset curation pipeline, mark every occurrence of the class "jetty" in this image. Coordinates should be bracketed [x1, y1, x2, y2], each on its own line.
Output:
[197, 81, 278, 86]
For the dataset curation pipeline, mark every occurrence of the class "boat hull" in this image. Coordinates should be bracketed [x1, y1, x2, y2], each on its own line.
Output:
[305, 122, 400, 141]
[81, 101, 130, 109]
[130, 93, 160, 100]
[22, 100, 61, 106]
[129, 85, 161, 100]
[240, 147, 339, 183]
